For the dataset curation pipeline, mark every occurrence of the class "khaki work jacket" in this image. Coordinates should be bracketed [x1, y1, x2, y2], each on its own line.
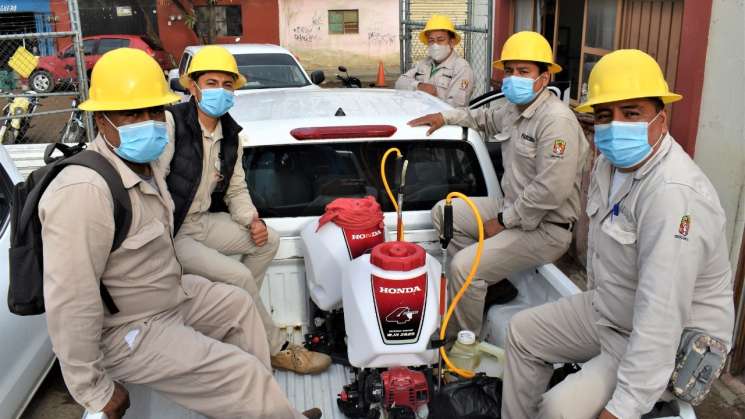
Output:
[442, 89, 588, 230]
[395, 51, 475, 107]
[39, 137, 186, 412]
[587, 135, 734, 418]
[162, 111, 258, 227]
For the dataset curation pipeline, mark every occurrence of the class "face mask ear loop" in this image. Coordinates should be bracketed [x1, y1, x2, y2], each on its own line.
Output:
[100, 113, 119, 150]
[648, 111, 666, 149]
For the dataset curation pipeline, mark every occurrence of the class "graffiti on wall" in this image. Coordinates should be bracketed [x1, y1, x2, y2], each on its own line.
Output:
[292, 10, 324, 43]
[368, 31, 397, 46]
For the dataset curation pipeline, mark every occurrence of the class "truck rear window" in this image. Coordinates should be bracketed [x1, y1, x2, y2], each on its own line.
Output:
[243, 140, 487, 217]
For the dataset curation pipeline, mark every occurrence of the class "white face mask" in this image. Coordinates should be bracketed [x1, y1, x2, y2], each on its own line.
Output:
[428, 44, 451, 62]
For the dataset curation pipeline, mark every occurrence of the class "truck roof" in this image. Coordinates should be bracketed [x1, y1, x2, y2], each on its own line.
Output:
[183, 43, 294, 56]
[233, 88, 466, 146]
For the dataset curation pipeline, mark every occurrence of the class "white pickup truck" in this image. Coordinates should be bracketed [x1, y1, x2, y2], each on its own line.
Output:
[2, 89, 695, 419]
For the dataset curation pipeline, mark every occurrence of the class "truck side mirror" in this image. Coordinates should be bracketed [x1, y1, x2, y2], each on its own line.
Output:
[310, 70, 325, 85]
[169, 78, 186, 93]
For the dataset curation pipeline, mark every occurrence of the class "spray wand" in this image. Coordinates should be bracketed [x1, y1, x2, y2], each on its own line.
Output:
[437, 201, 454, 389]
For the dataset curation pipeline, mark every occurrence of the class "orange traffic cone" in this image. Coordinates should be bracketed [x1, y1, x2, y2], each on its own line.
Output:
[376, 61, 387, 87]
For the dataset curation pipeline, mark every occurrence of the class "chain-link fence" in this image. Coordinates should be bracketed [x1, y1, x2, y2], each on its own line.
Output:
[400, 0, 493, 98]
[0, 0, 91, 145]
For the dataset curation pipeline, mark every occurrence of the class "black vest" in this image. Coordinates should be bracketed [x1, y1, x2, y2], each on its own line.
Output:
[166, 99, 242, 234]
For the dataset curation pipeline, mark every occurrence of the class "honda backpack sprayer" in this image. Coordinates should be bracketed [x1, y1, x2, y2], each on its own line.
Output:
[333, 147, 486, 419]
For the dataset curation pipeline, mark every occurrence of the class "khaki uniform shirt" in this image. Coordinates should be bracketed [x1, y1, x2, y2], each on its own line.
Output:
[442, 89, 588, 230]
[395, 51, 475, 107]
[162, 111, 257, 227]
[586, 135, 734, 418]
[39, 137, 186, 412]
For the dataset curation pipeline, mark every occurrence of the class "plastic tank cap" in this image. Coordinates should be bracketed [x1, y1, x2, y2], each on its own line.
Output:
[370, 241, 426, 271]
[457, 330, 476, 345]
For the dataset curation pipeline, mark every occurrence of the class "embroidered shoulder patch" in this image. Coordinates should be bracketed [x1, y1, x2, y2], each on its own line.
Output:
[460, 79, 469, 90]
[675, 215, 691, 240]
[551, 139, 567, 158]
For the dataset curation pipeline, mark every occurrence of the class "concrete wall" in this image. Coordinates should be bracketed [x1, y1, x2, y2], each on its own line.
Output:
[693, 0, 745, 270]
[278, 0, 399, 81]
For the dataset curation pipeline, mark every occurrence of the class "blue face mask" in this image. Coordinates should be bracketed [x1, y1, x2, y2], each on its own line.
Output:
[502, 76, 539, 105]
[196, 87, 234, 118]
[594, 112, 662, 168]
[104, 114, 168, 164]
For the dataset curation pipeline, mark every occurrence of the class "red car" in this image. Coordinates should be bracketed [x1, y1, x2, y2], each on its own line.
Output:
[27, 34, 174, 93]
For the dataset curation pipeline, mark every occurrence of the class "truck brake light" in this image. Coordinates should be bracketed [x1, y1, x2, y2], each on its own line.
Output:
[290, 125, 397, 140]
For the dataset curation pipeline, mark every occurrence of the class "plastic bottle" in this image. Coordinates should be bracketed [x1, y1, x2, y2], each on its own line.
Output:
[475, 341, 506, 378]
[448, 330, 481, 371]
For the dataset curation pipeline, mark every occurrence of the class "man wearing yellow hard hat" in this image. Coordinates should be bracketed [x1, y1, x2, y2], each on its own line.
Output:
[395, 14, 475, 107]
[502, 50, 733, 419]
[160, 45, 331, 377]
[409, 31, 587, 338]
[39, 48, 320, 419]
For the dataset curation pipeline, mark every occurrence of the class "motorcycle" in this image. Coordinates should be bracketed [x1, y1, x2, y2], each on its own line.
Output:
[0, 91, 40, 144]
[59, 97, 86, 143]
[336, 66, 362, 88]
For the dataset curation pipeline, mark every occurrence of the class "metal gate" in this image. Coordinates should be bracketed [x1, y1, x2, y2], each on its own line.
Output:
[400, 0, 493, 97]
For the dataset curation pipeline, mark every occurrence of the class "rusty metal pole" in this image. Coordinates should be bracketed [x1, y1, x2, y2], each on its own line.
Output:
[66, 0, 94, 142]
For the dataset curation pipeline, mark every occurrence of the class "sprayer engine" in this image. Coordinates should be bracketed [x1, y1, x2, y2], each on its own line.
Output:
[338, 367, 431, 419]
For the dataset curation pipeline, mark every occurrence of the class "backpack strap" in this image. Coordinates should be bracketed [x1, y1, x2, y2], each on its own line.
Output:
[43, 141, 87, 164]
[66, 151, 132, 251]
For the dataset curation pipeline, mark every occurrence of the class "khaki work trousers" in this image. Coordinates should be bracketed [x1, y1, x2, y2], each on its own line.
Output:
[431, 197, 572, 337]
[502, 292, 628, 419]
[174, 212, 285, 354]
[101, 275, 305, 419]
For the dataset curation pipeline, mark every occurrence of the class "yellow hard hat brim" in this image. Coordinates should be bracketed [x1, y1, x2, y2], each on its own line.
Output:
[179, 72, 247, 90]
[79, 91, 181, 112]
[575, 92, 683, 113]
[419, 30, 461, 45]
[493, 59, 562, 74]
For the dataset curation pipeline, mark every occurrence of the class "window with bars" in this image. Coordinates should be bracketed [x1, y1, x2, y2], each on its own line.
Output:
[196, 6, 243, 37]
[328, 10, 359, 34]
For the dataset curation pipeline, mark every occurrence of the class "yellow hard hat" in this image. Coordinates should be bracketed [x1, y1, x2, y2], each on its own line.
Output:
[575, 49, 682, 113]
[180, 45, 247, 89]
[79, 48, 179, 111]
[493, 31, 561, 74]
[419, 15, 461, 45]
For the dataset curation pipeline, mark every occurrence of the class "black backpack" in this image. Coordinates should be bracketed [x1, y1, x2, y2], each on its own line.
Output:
[7, 142, 132, 316]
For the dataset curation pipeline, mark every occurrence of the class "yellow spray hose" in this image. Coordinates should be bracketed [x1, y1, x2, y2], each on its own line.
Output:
[381, 147, 401, 212]
[439, 192, 484, 379]
[381, 147, 403, 241]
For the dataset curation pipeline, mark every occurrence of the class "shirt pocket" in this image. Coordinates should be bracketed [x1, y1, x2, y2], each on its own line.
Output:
[436, 74, 452, 90]
[121, 218, 166, 250]
[514, 135, 537, 159]
[600, 217, 637, 245]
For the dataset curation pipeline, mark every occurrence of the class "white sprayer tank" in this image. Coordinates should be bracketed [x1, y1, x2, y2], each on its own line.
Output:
[343, 241, 442, 368]
[301, 197, 385, 311]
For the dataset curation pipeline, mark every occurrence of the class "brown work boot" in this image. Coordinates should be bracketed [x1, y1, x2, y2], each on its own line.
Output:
[271, 344, 332, 374]
[302, 407, 322, 418]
